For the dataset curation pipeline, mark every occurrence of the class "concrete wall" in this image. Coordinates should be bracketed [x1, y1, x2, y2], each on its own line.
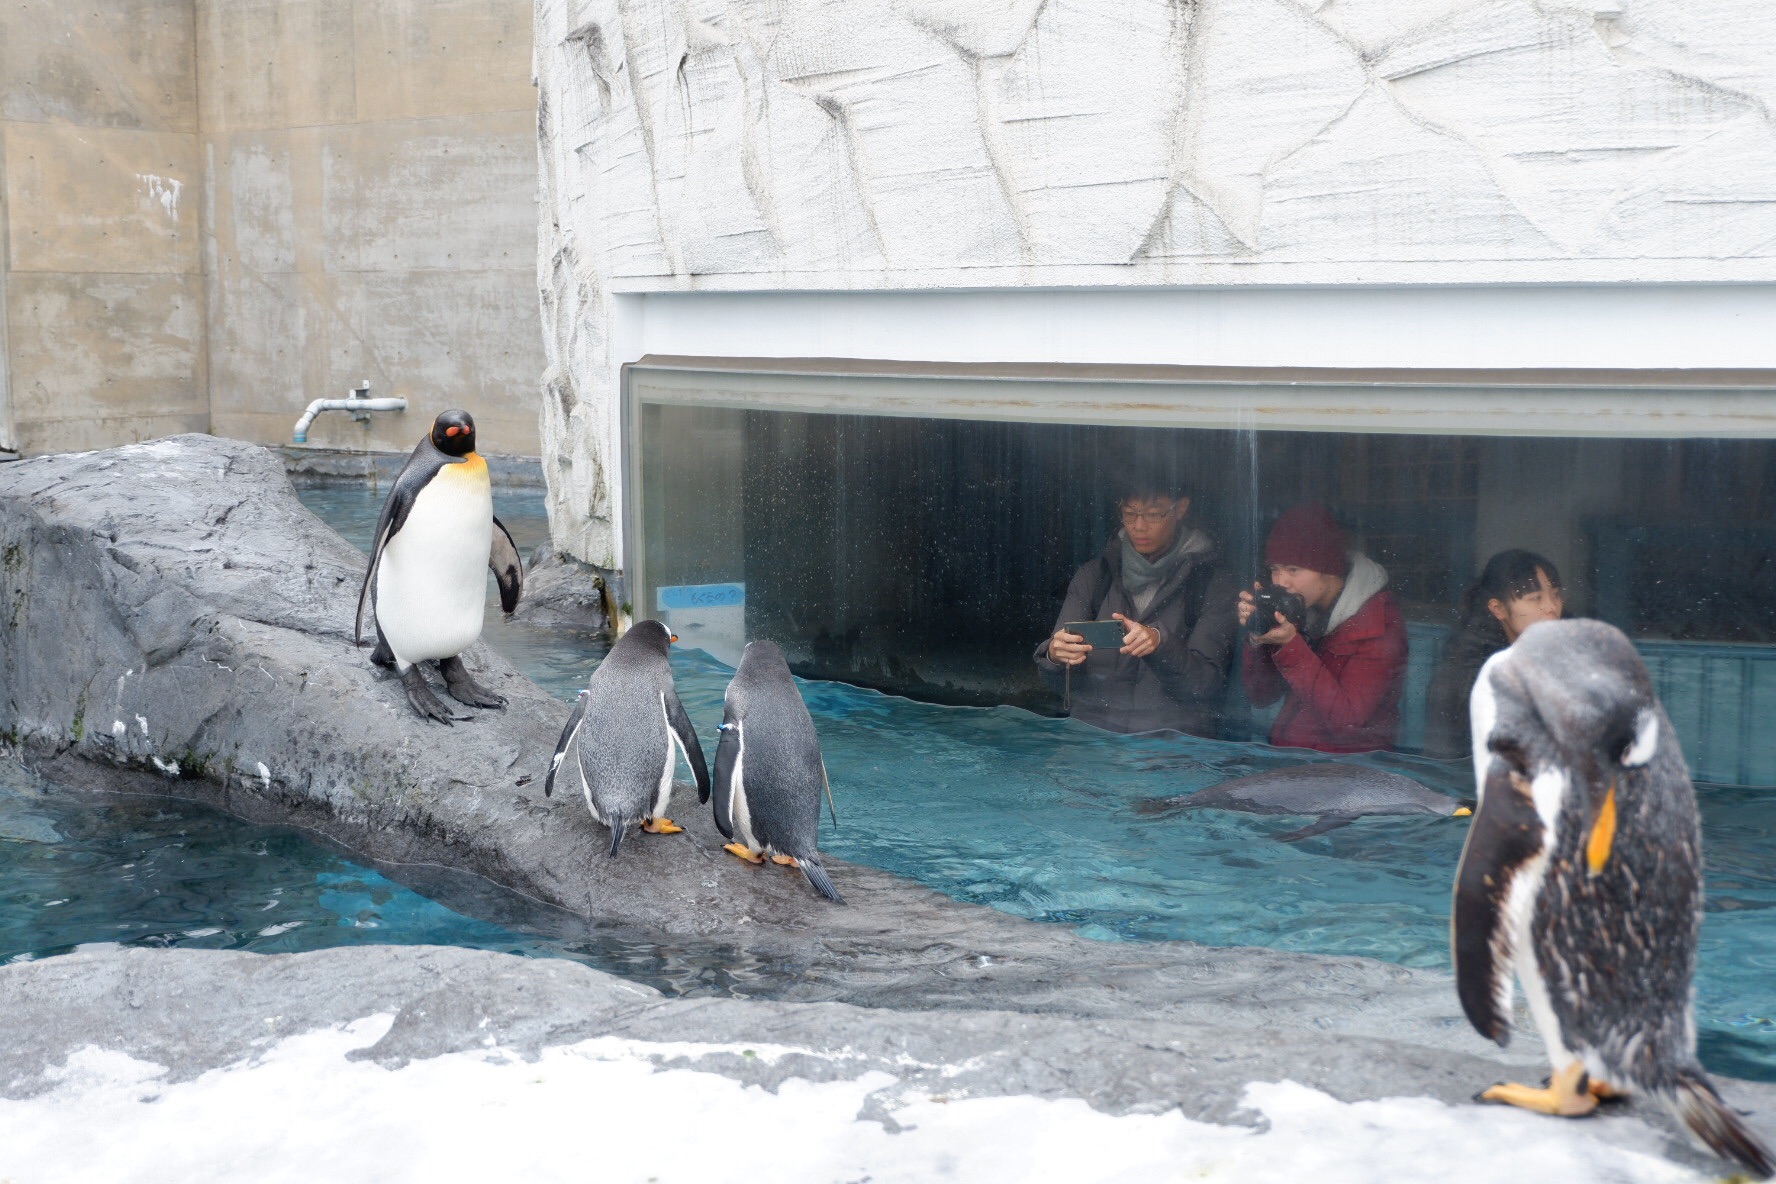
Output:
[0, 0, 206, 455]
[0, 0, 543, 461]
[534, 0, 1776, 566]
[201, 0, 544, 457]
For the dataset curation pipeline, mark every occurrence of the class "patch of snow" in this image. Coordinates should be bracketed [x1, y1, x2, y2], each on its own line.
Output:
[0, 1020, 1711, 1183]
[256, 762, 271, 789]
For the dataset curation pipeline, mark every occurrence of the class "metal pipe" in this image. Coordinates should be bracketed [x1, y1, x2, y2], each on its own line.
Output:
[292, 382, 407, 443]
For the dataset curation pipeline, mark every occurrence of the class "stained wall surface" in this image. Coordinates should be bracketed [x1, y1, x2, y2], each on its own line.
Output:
[534, 0, 1776, 565]
[0, 0, 206, 455]
[0, 0, 544, 460]
[200, 0, 543, 457]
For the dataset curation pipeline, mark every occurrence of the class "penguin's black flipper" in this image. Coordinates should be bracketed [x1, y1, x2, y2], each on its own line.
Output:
[711, 719, 740, 836]
[544, 691, 588, 798]
[797, 854, 846, 905]
[1275, 814, 1355, 842]
[489, 516, 523, 613]
[1453, 754, 1548, 1046]
[662, 688, 709, 800]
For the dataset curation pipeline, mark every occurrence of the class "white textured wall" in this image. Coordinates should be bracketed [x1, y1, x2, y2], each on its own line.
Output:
[534, 0, 1776, 564]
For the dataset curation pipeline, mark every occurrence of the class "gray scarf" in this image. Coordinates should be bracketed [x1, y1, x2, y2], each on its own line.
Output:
[1119, 528, 1209, 616]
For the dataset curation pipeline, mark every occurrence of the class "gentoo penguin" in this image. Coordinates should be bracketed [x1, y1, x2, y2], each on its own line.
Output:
[354, 409, 523, 723]
[1454, 618, 1772, 1178]
[544, 619, 709, 857]
[709, 640, 844, 903]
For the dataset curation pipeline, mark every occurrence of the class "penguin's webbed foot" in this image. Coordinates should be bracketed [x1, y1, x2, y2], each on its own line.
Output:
[440, 656, 507, 708]
[402, 666, 470, 725]
[1479, 1061, 1598, 1117]
[771, 853, 798, 867]
[641, 817, 683, 834]
[723, 843, 766, 864]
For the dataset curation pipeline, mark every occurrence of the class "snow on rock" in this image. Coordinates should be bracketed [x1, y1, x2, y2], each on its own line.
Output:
[0, 1017, 1713, 1184]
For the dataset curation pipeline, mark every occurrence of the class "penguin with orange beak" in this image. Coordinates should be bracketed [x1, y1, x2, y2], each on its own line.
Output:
[1455, 619, 1771, 1177]
[355, 409, 524, 722]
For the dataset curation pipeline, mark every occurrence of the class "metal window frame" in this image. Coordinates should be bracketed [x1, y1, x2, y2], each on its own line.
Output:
[619, 353, 1776, 599]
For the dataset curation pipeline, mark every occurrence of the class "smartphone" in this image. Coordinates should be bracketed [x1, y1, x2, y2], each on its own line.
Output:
[1061, 620, 1128, 650]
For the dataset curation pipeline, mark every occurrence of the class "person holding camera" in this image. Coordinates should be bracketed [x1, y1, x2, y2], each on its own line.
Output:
[1035, 478, 1239, 737]
[1238, 503, 1408, 753]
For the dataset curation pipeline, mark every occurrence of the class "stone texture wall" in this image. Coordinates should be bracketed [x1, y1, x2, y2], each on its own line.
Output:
[534, 0, 1776, 564]
[0, 0, 544, 460]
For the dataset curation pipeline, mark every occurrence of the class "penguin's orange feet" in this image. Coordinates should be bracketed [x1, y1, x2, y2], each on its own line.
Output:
[771, 854, 798, 867]
[640, 817, 683, 835]
[723, 843, 766, 864]
[1480, 1060, 1598, 1117]
[1589, 1079, 1627, 1102]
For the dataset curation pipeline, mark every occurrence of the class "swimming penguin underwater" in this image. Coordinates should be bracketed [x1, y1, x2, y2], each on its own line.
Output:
[1454, 618, 1773, 1178]
[1138, 763, 1469, 841]
[709, 640, 844, 903]
[544, 619, 709, 858]
[354, 409, 524, 723]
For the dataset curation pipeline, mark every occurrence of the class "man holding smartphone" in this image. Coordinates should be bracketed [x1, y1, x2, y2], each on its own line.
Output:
[1034, 476, 1239, 737]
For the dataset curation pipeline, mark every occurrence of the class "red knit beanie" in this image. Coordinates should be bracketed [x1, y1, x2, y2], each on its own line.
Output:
[1265, 503, 1348, 577]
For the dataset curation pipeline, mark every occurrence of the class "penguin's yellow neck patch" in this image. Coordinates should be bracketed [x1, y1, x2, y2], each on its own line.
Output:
[1586, 784, 1617, 877]
[439, 452, 488, 486]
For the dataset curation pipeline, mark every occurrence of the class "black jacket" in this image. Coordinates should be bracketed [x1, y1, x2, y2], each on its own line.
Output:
[1422, 616, 1509, 759]
[1033, 536, 1239, 737]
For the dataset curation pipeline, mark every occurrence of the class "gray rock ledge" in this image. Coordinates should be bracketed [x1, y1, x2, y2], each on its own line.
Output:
[1, 943, 1768, 1174]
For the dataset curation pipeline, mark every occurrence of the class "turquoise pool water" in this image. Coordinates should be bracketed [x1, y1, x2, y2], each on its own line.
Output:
[1, 484, 1771, 1080]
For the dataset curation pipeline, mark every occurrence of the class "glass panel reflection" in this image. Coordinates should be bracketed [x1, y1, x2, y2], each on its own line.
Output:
[635, 398, 1776, 783]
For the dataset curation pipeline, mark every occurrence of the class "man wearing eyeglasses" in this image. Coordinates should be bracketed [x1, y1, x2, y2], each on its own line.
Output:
[1034, 477, 1239, 737]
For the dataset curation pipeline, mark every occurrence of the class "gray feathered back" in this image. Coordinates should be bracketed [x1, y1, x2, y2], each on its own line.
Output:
[575, 621, 675, 823]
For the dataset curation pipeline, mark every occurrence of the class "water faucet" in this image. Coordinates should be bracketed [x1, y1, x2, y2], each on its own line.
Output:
[293, 381, 408, 444]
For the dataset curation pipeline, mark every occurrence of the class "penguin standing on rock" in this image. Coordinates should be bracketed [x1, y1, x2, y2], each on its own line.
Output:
[1455, 619, 1772, 1178]
[545, 619, 708, 857]
[710, 640, 844, 903]
[355, 410, 524, 723]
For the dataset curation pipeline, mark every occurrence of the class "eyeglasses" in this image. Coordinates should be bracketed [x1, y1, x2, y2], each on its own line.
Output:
[1120, 506, 1176, 527]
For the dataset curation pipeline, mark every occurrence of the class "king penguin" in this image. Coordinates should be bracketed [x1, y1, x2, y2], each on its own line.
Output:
[709, 640, 844, 903]
[1454, 618, 1772, 1178]
[544, 619, 709, 857]
[355, 409, 524, 723]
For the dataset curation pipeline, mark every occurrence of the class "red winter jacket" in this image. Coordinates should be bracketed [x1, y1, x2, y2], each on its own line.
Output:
[1242, 584, 1408, 753]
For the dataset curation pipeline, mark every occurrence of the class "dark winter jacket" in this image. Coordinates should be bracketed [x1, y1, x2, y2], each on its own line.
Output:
[1422, 616, 1510, 759]
[1242, 554, 1408, 753]
[1034, 531, 1239, 737]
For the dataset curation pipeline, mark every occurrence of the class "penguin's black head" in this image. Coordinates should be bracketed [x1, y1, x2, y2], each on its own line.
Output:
[626, 619, 676, 653]
[1473, 619, 1670, 864]
[431, 410, 477, 457]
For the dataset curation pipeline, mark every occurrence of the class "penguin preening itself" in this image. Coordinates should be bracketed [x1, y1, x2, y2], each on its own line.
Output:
[1455, 619, 1772, 1178]
[710, 640, 844, 904]
[544, 619, 709, 858]
[354, 409, 524, 723]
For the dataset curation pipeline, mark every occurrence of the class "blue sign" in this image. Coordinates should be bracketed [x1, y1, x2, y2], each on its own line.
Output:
[657, 582, 746, 610]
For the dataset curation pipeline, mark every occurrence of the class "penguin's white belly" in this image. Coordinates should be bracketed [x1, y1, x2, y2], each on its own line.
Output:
[376, 471, 491, 664]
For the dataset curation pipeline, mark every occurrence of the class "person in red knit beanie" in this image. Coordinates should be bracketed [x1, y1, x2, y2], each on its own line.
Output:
[1237, 503, 1408, 753]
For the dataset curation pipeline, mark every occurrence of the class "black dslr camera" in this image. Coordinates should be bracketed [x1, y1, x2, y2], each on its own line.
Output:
[1246, 584, 1307, 636]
